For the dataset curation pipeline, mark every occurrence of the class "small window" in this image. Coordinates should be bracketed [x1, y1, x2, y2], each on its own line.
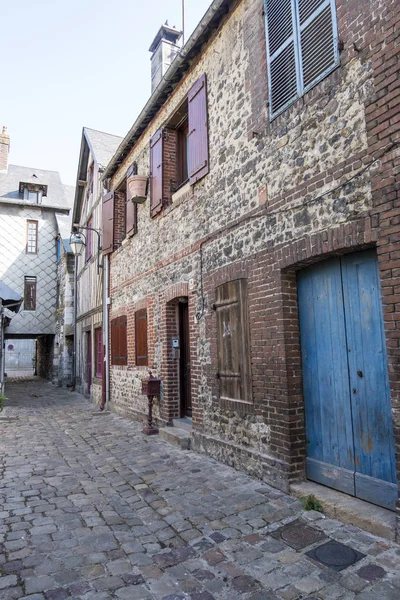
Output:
[215, 279, 252, 407]
[264, 0, 339, 119]
[111, 316, 127, 366]
[95, 328, 103, 378]
[86, 217, 93, 262]
[26, 220, 38, 254]
[24, 276, 37, 311]
[135, 309, 148, 366]
[56, 239, 61, 262]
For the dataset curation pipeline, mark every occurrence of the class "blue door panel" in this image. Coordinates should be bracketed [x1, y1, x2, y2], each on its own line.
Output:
[342, 250, 397, 486]
[298, 259, 355, 481]
[298, 250, 397, 511]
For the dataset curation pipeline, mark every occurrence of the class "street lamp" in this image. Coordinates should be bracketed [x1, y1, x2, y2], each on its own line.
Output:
[69, 226, 103, 274]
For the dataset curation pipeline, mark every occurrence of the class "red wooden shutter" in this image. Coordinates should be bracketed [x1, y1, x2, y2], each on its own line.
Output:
[111, 316, 127, 366]
[95, 328, 103, 378]
[126, 180, 137, 236]
[102, 191, 114, 254]
[215, 279, 252, 405]
[135, 309, 148, 366]
[150, 130, 163, 217]
[188, 74, 209, 185]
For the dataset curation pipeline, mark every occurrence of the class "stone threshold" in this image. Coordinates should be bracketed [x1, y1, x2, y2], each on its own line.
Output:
[291, 481, 396, 541]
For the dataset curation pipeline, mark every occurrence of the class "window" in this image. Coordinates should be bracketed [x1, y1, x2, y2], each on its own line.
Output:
[26, 220, 38, 254]
[215, 279, 252, 408]
[111, 316, 127, 365]
[56, 239, 61, 262]
[86, 217, 93, 262]
[135, 309, 148, 366]
[95, 328, 103, 378]
[150, 73, 209, 217]
[24, 276, 37, 311]
[264, 0, 339, 119]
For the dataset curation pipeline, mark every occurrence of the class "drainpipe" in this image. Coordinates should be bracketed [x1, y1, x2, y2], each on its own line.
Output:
[72, 254, 78, 390]
[102, 253, 110, 410]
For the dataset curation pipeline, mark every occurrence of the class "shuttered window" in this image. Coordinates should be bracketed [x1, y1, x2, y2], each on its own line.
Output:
[264, 0, 339, 119]
[188, 74, 209, 185]
[135, 309, 148, 366]
[215, 279, 252, 408]
[95, 328, 103, 378]
[111, 316, 127, 366]
[126, 163, 138, 236]
[24, 276, 37, 311]
[150, 130, 163, 217]
[102, 192, 114, 254]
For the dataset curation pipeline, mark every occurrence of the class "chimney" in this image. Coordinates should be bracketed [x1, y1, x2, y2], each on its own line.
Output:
[149, 23, 182, 93]
[0, 126, 10, 173]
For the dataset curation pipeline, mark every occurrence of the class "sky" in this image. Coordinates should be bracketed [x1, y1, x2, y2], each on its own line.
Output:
[0, 0, 212, 186]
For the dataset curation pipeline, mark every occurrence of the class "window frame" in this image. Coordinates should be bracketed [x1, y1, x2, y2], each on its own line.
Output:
[24, 276, 37, 311]
[26, 220, 38, 254]
[264, 0, 339, 120]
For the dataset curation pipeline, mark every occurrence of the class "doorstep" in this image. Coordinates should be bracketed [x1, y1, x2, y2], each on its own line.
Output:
[291, 481, 396, 541]
[159, 417, 192, 450]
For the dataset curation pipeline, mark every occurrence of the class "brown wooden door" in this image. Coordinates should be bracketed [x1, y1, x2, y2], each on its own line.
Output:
[179, 302, 191, 417]
[87, 331, 92, 394]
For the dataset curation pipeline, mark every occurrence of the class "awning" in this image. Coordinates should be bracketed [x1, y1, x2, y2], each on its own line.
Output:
[0, 281, 23, 313]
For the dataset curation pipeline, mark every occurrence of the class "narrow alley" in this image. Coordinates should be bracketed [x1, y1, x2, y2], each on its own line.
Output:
[0, 380, 399, 600]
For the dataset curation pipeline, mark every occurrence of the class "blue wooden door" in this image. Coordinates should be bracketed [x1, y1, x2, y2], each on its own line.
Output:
[298, 250, 397, 510]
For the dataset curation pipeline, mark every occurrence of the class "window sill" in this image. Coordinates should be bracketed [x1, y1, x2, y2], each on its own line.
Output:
[171, 181, 191, 203]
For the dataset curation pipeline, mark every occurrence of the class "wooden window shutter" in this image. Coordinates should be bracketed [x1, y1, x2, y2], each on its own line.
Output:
[298, 0, 339, 92]
[111, 316, 127, 365]
[150, 130, 163, 217]
[188, 74, 209, 185]
[215, 279, 252, 406]
[102, 191, 114, 254]
[135, 309, 148, 366]
[265, 0, 299, 118]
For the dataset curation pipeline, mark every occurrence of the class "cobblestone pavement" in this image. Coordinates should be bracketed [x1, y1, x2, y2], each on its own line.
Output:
[0, 380, 399, 600]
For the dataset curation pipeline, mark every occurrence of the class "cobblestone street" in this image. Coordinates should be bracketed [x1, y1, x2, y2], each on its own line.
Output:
[0, 380, 399, 600]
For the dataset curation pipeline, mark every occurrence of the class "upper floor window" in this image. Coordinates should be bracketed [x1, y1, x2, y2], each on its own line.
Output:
[19, 182, 47, 203]
[264, 0, 339, 119]
[150, 73, 209, 217]
[86, 217, 93, 262]
[24, 276, 37, 311]
[26, 220, 38, 254]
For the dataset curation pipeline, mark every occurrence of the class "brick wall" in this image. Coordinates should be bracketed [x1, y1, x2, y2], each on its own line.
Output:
[106, 0, 400, 533]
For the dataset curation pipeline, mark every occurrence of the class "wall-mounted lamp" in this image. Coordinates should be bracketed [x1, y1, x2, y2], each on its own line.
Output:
[69, 225, 103, 274]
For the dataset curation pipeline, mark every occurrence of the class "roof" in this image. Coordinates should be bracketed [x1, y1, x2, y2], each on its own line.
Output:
[83, 128, 123, 171]
[72, 127, 123, 225]
[0, 164, 74, 210]
[55, 212, 73, 253]
[103, 0, 234, 180]
[0, 281, 22, 313]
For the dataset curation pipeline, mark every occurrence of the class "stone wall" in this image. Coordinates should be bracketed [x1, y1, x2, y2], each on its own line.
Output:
[107, 0, 400, 529]
[54, 248, 74, 386]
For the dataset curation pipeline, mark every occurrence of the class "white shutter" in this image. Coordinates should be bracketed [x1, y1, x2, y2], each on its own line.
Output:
[297, 0, 339, 92]
[265, 0, 300, 119]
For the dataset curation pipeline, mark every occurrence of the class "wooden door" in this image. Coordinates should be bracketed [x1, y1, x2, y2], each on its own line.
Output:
[87, 331, 92, 395]
[179, 302, 192, 417]
[298, 250, 397, 510]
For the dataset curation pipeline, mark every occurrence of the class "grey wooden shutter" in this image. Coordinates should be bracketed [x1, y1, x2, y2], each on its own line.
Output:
[150, 130, 163, 217]
[188, 74, 209, 185]
[298, 0, 339, 92]
[265, 0, 299, 118]
[215, 279, 252, 406]
[102, 191, 114, 254]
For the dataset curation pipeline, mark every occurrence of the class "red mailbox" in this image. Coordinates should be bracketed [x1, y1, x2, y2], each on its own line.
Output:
[141, 371, 161, 435]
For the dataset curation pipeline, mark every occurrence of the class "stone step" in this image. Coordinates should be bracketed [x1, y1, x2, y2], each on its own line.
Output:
[172, 417, 192, 432]
[159, 426, 191, 450]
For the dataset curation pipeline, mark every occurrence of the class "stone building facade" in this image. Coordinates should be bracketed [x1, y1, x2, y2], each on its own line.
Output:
[101, 0, 400, 534]
[72, 128, 122, 403]
[0, 127, 74, 379]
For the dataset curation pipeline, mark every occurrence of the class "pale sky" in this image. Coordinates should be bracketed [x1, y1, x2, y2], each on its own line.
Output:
[0, 0, 212, 186]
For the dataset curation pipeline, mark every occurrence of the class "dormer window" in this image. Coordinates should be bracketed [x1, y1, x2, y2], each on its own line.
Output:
[19, 181, 48, 203]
